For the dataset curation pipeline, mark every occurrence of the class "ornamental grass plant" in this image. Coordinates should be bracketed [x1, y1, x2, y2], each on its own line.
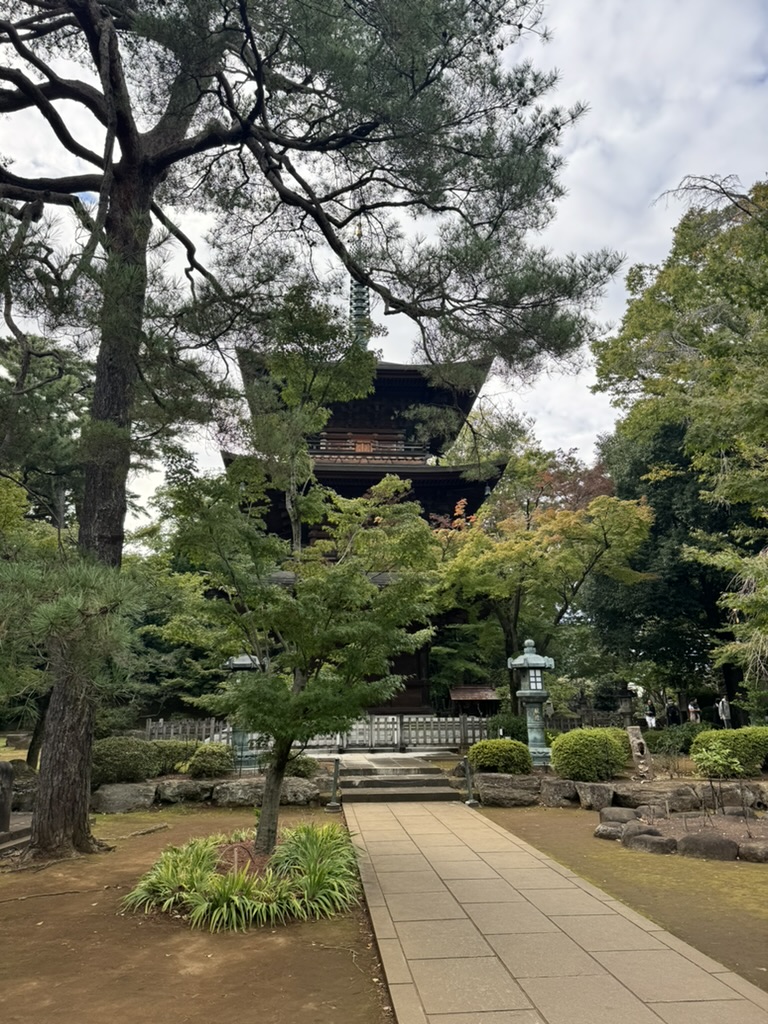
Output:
[123, 822, 360, 932]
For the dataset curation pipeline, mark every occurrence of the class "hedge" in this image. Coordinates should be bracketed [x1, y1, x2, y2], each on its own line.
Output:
[92, 737, 161, 788]
[690, 727, 768, 777]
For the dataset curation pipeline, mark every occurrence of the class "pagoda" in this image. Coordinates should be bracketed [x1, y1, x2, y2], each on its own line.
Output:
[234, 276, 505, 711]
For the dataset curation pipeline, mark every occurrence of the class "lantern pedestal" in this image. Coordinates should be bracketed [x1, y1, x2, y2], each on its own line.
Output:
[516, 689, 551, 766]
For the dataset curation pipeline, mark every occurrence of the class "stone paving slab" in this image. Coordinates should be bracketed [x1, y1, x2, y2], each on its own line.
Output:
[345, 801, 768, 1024]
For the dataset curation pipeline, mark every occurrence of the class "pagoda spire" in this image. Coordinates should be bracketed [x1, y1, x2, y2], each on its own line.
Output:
[349, 223, 370, 348]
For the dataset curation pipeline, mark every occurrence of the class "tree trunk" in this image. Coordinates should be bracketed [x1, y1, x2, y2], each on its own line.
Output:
[30, 169, 153, 859]
[26, 691, 50, 770]
[254, 736, 294, 855]
[26, 646, 102, 859]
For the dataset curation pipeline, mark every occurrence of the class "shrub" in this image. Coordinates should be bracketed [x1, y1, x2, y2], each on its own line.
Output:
[187, 743, 235, 778]
[151, 739, 202, 776]
[91, 736, 161, 787]
[690, 727, 768, 777]
[643, 722, 708, 755]
[550, 728, 626, 782]
[603, 727, 632, 760]
[259, 752, 319, 779]
[486, 712, 528, 744]
[467, 739, 533, 775]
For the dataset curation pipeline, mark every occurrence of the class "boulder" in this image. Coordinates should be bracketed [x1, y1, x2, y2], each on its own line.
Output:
[722, 806, 757, 818]
[10, 759, 38, 812]
[575, 783, 614, 811]
[4, 733, 32, 749]
[624, 834, 677, 855]
[156, 778, 214, 803]
[738, 841, 768, 863]
[612, 783, 653, 809]
[677, 834, 738, 861]
[693, 783, 751, 809]
[539, 778, 579, 808]
[751, 782, 768, 810]
[594, 822, 625, 841]
[635, 804, 668, 820]
[475, 774, 541, 807]
[91, 783, 158, 814]
[621, 821, 662, 847]
[599, 807, 638, 824]
[212, 776, 320, 807]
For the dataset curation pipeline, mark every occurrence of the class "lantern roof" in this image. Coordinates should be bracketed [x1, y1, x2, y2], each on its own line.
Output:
[507, 639, 555, 672]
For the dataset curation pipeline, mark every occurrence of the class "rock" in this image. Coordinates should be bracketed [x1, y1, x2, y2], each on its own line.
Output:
[575, 783, 614, 811]
[722, 806, 758, 818]
[693, 783, 751, 809]
[612, 783, 653, 808]
[4, 733, 32, 749]
[594, 822, 625, 841]
[90, 783, 158, 814]
[738, 841, 768, 863]
[156, 779, 214, 803]
[475, 774, 541, 807]
[212, 776, 320, 807]
[751, 782, 768, 810]
[677, 834, 738, 861]
[664, 787, 701, 813]
[539, 778, 579, 808]
[599, 807, 638, 824]
[624, 834, 677, 855]
[10, 759, 38, 812]
[621, 821, 662, 847]
[635, 804, 668, 820]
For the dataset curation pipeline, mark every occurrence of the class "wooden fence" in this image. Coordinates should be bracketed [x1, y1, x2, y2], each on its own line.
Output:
[144, 710, 624, 751]
[145, 714, 488, 751]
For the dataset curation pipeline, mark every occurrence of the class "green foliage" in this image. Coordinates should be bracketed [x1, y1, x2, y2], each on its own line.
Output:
[258, 752, 318, 779]
[603, 727, 632, 760]
[467, 739, 533, 775]
[690, 727, 768, 777]
[91, 736, 161, 787]
[123, 823, 359, 931]
[691, 745, 745, 781]
[150, 739, 202, 776]
[486, 713, 528, 744]
[550, 728, 627, 782]
[643, 722, 708, 755]
[186, 743, 235, 779]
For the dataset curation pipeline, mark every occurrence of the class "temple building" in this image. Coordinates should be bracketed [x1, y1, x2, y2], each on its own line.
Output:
[233, 276, 505, 712]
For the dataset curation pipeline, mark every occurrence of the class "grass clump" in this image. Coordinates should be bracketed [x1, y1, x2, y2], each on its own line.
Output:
[123, 822, 360, 932]
[467, 738, 533, 775]
[550, 728, 626, 782]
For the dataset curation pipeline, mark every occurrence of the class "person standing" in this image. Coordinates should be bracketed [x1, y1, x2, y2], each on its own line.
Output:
[644, 700, 657, 729]
[717, 695, 732, 728]
[688, 698, 701, 723]
[666, 701, 681, 726]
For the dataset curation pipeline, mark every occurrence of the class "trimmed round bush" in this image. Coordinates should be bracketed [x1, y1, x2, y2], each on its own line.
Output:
[604, 727, 632, 760]
[92, 736, 161, 788]
[187, 742, 235, 779]
[467, 739, 533, 775]
[690, 727, 768, 777]
[550, 728, 626, 782]
[151, 739, 202, 776]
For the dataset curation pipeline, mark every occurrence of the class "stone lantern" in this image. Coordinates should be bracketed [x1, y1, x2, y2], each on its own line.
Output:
[223, 653, 261, 770]
[508, 639, 555, 767]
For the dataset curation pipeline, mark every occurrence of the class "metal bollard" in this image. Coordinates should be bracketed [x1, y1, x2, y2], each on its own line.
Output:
[463, 756, 479, 808]
[325, 756, 341, 813]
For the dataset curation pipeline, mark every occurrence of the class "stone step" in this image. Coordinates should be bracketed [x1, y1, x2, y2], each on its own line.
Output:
[342, 775, 453, 789]
[339, 766, 444, 777]
[341, 787, 460, 803]
[0, 825, 31, 858]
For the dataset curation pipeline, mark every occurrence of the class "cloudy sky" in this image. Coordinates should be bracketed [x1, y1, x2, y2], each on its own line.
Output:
[489, 0, 768, 457]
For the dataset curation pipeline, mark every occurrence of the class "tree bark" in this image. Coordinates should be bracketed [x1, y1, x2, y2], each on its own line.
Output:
[25, 691, 50, 770]
[28, 169, 153, 859]
[26, 644, 102, 859]
[254, 735, 294, 855]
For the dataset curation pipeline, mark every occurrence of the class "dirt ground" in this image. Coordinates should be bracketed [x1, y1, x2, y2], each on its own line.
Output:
[483, 805, 768, 992]
[0, 806, 391, 1024]
[635, 809, 768, 844]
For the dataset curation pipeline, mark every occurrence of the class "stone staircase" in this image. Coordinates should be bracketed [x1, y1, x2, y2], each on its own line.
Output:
[0, 815, 32, 858]
[339, 761, 460, 804]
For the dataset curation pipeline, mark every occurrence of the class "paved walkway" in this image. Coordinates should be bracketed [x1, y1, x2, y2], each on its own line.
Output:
[345, 801, 768, 1024]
